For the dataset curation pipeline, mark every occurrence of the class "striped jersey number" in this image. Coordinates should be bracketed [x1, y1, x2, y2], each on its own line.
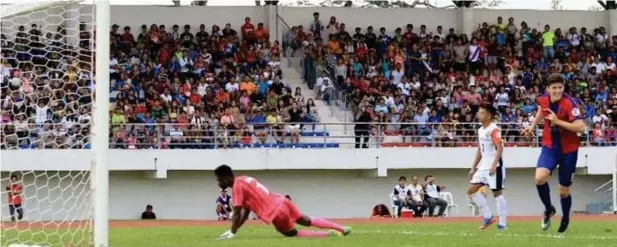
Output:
[244, 177, 270, 194]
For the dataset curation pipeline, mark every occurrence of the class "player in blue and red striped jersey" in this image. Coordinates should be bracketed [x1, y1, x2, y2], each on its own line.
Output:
[522, 74, 585, 234]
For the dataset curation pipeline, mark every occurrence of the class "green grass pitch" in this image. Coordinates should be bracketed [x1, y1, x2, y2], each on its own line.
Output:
[1, 216, 616, 247]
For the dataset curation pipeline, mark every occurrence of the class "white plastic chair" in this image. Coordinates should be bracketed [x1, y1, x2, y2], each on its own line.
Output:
[468, 196, 479, 217]
[439, 192, 459, 217]
[389, 193, 398, 218]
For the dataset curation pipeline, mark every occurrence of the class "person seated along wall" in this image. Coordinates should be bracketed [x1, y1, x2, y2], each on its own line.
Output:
[141, 204, 156, 220]
[216, 189, 232, 221]
[370, 204, 391, 219]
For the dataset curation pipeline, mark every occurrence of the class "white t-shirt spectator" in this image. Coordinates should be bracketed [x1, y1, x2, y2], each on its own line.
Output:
[391, 70, 404, 85]
[197, 82, 208, 96]
[35, 105, 50, 124]
[592, 113, 609, 128]
[160, 93, 172, 103]
[225, 82, 240, 92]
[393, 184, 411, 201]
[109, 57, 119, 73]
[398, 82, 411, 96]
[409, 183, 423, 202]
[385, 96, 395, 108]
[607, 62, 616, 71]
[14, 119, 28, 132]
[592, 62, 606, 74]
[61, 115, 78, 130]
[183, 105, 195, 115]
[190, 115, 206, 128]
[495, 92, 509, 107]
[567, 33, 580, 46]
[316, 77, 333, 93]
[425, 184, 440, 199]
[79, 114, 92, 124]
[468, 45, 480, 62]
[268, 60, 280, 69]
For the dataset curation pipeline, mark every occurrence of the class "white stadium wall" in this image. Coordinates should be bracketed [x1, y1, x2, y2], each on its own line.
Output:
[3, 6, 617, 44]
[1, 148, 614, 220]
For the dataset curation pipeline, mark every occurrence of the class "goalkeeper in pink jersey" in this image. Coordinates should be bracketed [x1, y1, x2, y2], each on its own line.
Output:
[214, 165, 351, 240]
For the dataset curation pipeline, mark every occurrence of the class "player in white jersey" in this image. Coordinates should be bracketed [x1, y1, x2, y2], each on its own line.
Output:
[467, 105, 508, 230]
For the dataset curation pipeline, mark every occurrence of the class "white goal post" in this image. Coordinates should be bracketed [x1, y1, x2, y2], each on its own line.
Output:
[0, 0, 109, 246]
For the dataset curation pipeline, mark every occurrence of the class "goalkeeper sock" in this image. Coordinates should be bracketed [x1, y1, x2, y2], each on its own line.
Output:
[296, 230, 330, 238]
[309, 217, 345, 232]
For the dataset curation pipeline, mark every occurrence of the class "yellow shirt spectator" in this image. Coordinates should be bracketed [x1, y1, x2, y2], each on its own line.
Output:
[542, 31, 555, 47]
[265, 114, 281, 124]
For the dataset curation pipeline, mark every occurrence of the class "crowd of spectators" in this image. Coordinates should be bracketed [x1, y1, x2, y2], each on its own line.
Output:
[2, 9, 617, 149]
[297, 12, 617, 147]
[1, 17, 323, 149]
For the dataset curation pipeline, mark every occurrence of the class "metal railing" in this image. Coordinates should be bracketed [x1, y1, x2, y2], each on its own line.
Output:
[276, 13, 294, 68]
[1, 122, 614, 150]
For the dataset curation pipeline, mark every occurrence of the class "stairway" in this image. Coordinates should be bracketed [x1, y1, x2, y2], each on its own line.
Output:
[587, 179, 616, 214]
[280, 57, 353, 146]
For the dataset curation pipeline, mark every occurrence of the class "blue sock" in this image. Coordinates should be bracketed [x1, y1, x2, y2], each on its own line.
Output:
[561, 195, 572, 220]
[536, 183, 552, 212]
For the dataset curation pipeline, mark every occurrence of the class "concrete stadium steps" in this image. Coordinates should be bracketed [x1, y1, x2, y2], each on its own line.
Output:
[585, 202, 614, 214]
[280, 57, 352, 145]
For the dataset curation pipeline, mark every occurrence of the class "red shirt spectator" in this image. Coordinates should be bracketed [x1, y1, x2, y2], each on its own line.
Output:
[241, 17, 255, 40]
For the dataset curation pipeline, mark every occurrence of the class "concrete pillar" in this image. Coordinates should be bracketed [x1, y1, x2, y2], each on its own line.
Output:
[460, 7, 475, 36]
[609, 9, 617, 37]
[267, 5, 277, 43]
[64, 2, 82, 48]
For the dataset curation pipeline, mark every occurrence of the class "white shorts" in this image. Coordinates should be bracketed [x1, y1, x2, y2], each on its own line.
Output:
[470, 160, 505, 190]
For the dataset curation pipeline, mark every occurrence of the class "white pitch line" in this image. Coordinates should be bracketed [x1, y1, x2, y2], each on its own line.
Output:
[352, 229, 617, 241]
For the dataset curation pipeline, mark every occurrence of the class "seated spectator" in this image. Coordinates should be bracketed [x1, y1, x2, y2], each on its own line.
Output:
[392, 176, 411, 217]
[423, 175, 448, 217]
[370, 204, 391, 218]
[408, 176, 428, 217]
[300, 13, 617, 148]
[141, 204, 156, 220]
[216, 189, 232, 221]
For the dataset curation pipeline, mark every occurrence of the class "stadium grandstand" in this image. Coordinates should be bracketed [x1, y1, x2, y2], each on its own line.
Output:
[1, 0, 616, 151]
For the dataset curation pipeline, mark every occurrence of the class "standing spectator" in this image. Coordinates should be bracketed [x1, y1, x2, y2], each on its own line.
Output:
[542, 25, 555, 60]
[6, 174, 24, 221]
[354, 108, 372, 148]
[423, 175, 448, 217]
[241, 17, 256, 44]
[286, 102, 303, 144]
[309, 12, 325, 40]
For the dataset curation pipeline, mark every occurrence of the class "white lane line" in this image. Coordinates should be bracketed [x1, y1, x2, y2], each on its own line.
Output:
[352, 229, 617, 240]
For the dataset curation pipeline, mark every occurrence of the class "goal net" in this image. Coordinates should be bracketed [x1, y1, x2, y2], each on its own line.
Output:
[1, 1, 106, 246]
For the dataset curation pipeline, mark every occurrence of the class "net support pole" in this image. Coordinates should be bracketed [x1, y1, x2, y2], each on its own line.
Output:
[613, 151, 617, 214]
[94, 0, 110, 246]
